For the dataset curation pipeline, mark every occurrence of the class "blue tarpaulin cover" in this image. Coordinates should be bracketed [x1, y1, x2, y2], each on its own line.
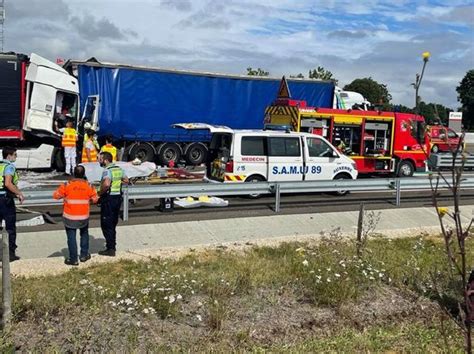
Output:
[77, 65, 335, 142]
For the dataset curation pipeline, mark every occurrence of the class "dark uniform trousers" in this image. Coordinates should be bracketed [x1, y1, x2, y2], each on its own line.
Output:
[0, 196, 17, 252]
[100, 195, 122, 251]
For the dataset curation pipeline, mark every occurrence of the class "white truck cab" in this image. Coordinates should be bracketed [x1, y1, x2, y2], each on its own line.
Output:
[174, 123, 358, 183]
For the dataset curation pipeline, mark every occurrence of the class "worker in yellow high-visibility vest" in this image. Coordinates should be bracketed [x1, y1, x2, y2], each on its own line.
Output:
[62, 119, 77, 175]
[100, 135, 118, 162]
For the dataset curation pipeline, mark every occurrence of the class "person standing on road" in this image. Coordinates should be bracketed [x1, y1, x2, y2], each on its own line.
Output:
[0, 147, 25, 261]
[98, 152, 128, 257]
[100, 135, 118, 162]
[61, 119, 77, 175]
[53, 165, 98, 265]
[81, 129, 98, 163]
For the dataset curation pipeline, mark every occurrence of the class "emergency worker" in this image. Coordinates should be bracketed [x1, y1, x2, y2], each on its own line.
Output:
[0, 147, 25, 261]
[98, 152, 128, 257]
[62, 119, 77, 175]
[100, 135, 118, 162]
[81, 129, 98, 163]
[53, 166, 98, 265]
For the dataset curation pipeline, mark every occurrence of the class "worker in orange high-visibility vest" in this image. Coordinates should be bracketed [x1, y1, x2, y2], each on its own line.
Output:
[100, 135, 118, 162]
[53, 165, 98, 265]
[62, 119, 77, 175]
[81, 129, 98, 163]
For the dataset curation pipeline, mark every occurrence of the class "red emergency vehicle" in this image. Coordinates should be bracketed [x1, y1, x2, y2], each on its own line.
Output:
[426, 125, 463, 153]
[264, 78, 429, 177]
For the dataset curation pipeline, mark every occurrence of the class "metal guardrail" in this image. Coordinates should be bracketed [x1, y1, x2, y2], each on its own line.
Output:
[429, 154, 474, 169]
[20, 176, 474, 220]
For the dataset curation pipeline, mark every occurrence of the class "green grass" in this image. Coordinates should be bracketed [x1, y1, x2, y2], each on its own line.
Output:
[3, 235, 472, 351]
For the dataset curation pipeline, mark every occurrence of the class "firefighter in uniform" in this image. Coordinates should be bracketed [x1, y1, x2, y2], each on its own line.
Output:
[0, 147, 25, 261]
[81, 129, 98, 163]
[53, 165, 98, 265]
[62, 119, 77, 175]
[99, 135, 118, 162]
[98, 151, 128, 257]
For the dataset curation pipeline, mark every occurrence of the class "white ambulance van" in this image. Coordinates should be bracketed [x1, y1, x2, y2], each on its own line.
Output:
[174, 123, 358, 184]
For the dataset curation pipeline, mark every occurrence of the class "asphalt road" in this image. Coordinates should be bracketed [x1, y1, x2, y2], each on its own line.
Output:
[17, 188, 474, 233]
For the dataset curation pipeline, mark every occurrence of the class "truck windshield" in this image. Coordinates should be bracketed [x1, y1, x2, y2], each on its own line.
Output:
[411, 120, 425, 142]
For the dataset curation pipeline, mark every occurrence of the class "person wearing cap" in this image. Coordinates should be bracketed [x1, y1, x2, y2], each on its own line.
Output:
[62, 119, 77, 175]
[81, 129, 98, 163]
[100, 135, 118, 162]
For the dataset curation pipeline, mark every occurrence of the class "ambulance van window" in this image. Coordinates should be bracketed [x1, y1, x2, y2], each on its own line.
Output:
[241, 136, 265, 156]
[307, 137, 334, 157]
[268, 137, 300, 157]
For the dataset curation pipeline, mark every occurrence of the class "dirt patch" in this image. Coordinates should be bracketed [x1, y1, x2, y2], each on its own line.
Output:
[10, 285, 439, 351]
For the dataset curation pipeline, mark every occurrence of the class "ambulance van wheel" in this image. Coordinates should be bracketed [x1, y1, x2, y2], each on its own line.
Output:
[185, 143, 208, 165]
[333, 173, 351, 196]
[431, 145, 439, 154]
[245, 175, 265, 198]
[397, 160, 414, 177]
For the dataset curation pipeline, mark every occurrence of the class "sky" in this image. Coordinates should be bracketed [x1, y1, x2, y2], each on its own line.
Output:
[4, 0, 474, 109]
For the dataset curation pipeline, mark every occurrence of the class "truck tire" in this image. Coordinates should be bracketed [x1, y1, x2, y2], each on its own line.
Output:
[397, 160, 414, 177]
[53, 148, 65, 172]
[185, 143, 208, 165]
[158, 143, 181, 166]
[128, 143, 156, 162]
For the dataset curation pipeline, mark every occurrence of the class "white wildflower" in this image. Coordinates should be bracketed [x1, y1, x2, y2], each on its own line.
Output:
[302, 259, 309, 267]
[168, 295, 176, 304]
[327, 278, 331, 283]
[143, 308, 149, 314]
[369, 276, 375, 280]
[26, 299, 32, 303]
[334, 273, 341, 278]
[79, 279, 88, 285]
[177, 294, 183, 300]
[196, 314, 202, 321]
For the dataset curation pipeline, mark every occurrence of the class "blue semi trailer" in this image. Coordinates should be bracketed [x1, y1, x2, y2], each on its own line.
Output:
[64, 59, 335, 165]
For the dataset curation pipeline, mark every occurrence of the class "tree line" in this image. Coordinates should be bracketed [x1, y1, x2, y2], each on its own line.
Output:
[246, 66, 474, 129]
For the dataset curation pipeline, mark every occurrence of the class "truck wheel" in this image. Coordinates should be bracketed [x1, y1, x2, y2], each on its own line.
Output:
[53, 148, 65, 172]
[397, 160, 414, 177]
[158, 143, 181, 166]
[185, 143, 208, 165]
[129, 143, 155, 162]
[333, 173, 351, 196]
[431, 144, 439, 154]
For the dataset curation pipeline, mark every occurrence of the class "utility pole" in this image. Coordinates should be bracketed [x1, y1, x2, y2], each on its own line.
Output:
[0, 0, 4, 52]
[413, 51, 431, 114]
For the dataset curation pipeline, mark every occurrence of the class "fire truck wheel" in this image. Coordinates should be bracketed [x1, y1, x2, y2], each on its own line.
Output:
[185, 143, 208, 165]
[431, 144, 439, 154]
[333, 173, 351, 196]
[158, 143, 182, 166]
[53, 148, 65, 172]
[397, 160, 414, 177]
[245, 175, 265, 198]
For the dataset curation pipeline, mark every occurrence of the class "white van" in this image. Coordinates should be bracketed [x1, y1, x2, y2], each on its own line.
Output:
[174, 123, 358, 183]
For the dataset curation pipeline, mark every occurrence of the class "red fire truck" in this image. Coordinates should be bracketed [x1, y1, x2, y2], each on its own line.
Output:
[264, 78, 429, 177]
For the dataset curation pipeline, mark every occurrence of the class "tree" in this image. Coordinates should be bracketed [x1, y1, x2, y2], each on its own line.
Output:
[343, 77, 392, 106]
[308, 66, 336, 82]
[456, 70, 474, 130]
[290, 73, 305, 79]
[416, 102, 453, 125]
[246, 67, 269, 76]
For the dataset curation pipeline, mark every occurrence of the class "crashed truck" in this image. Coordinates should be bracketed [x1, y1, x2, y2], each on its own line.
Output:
[0, 52, 340, 169]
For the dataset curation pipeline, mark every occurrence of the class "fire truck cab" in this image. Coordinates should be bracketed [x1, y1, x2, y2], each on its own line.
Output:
[426, 125, 463, 154]
[264, 78, 429, 177]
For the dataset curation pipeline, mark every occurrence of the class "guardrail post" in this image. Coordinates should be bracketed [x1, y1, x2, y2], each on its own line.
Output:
[395, 178, 401, 207]
[1, 226, 12, 332]
[274, 183, 281, 213]
[122, 185, 129, 222]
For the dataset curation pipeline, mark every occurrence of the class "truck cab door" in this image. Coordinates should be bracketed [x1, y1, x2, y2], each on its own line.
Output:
[267, 136, 304, 182]
[81, 95, 100, 132]
[23, 54, 79, 136]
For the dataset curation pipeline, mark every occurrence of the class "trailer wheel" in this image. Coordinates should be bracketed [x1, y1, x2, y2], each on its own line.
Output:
[185, 143, 208, 165]
[128, 143, 155, 162]
[397, 160, 414, 177]
[431, 144, 439, 154]
[158, 143, 181, 166]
